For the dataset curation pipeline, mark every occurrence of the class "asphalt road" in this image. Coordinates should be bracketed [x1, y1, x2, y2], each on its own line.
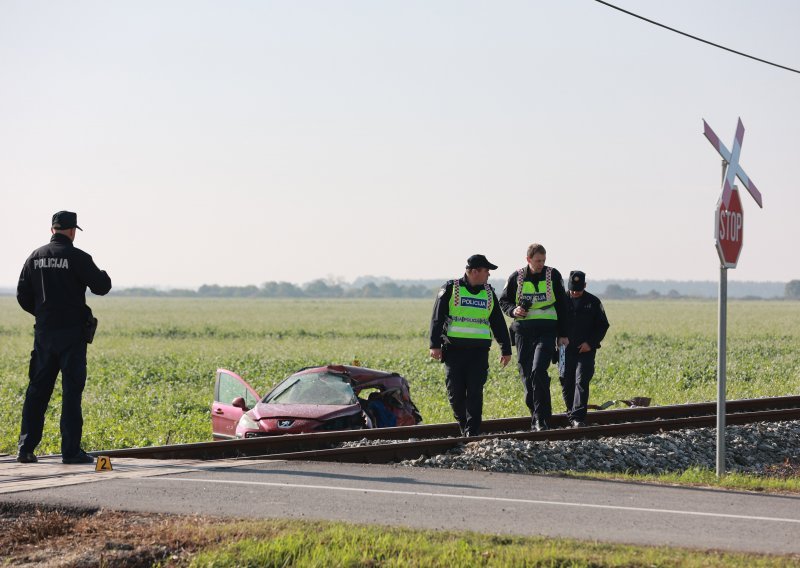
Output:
[3, 459, 799, 555]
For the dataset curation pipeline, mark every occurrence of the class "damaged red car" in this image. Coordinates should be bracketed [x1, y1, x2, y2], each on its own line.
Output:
[212, 364, 422, 439]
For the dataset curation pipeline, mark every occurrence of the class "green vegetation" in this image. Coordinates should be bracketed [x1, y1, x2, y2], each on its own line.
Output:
[186, 518, 796, 567]
[1, 298, 799, 457]
[566, 466, 800, 493]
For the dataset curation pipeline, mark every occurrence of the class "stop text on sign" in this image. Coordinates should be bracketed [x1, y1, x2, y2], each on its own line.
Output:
[718, 209, 742, 242]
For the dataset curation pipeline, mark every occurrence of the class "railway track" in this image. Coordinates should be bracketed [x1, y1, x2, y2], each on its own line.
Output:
[99, 395, 800, 463]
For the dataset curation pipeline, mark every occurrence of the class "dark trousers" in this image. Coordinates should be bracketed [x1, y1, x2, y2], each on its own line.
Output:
[19, 327, 88, 457]
[515, 331, 555, 423]
[559, 346, 596, 422]
[444, 348, 489, 436]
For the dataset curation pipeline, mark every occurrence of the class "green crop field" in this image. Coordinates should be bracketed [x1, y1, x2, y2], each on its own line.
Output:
[1, 297, 799, 456]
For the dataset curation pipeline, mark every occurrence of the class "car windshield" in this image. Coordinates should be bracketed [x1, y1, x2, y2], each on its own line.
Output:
[264, 372, 358, 406]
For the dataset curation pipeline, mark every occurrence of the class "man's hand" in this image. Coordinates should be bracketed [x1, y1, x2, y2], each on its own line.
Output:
[558, 337, 569, 347]
[500, 354, 511, 367]
[430, 348, 442, 361]
[512, 306, 529, 318]
[578, 342, 592, 354]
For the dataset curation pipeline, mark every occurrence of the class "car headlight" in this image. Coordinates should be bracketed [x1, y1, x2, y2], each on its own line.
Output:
[238, 413, 259, 430]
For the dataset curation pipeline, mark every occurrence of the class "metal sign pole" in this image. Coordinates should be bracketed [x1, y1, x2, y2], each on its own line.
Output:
[716, 158, 727, 478]
[705, 119, 764, 478]
[716, 158, 728, 477]
[716, 264, 727, 477]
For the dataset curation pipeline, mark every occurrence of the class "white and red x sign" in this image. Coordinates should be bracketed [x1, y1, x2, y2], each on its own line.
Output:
[703, 118, 763, 209]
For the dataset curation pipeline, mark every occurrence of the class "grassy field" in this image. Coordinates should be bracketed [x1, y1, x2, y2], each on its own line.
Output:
[186, 518, 800, 567]
[1, 297, 799, 456]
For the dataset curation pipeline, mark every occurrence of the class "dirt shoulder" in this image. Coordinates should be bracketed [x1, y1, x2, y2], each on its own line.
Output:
[0, 501, 220, 567]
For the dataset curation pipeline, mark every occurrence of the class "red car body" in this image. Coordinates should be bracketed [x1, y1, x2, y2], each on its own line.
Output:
[212, 364, 422, 440]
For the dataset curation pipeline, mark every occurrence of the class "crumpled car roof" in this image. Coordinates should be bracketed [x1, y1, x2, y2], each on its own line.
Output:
[294, 364, 407, 388]
[291, 364, 422, 427]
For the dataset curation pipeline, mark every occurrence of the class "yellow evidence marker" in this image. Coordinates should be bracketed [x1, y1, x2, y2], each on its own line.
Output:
[95, 456, 113, 472]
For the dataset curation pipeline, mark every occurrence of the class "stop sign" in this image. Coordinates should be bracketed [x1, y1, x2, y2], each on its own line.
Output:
[715, 185, 744, 268]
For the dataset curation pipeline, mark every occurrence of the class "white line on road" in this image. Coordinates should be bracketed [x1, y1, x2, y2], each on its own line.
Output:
[153, 477, 800, 525]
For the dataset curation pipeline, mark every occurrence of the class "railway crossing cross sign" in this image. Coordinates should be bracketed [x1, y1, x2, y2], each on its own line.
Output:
[703, 117, 763, 210]
[703, 117, 764, 477]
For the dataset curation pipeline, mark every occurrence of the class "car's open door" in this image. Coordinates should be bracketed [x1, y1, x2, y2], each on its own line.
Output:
[212, 368, 260, 440]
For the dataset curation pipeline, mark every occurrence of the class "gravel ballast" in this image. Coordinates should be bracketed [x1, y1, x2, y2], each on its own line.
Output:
[397, 421, 800, 475]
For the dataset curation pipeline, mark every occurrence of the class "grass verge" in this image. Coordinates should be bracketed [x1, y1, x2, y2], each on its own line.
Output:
[188, 519, 797, 567]
[563, 464, 800, 494]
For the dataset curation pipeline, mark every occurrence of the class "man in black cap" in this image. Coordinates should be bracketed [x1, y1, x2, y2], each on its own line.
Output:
[16, 211, 112, 464]
[499, 243, 571, 431]
[429, 254, 512, 436]
[559, 270, 609, 427]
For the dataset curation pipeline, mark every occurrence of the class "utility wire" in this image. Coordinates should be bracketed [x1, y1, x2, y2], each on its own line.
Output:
[593, 0, 800, 75]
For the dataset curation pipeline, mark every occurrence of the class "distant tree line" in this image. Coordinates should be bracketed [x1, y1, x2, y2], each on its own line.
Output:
[599, 284, 685, 300]
[787, 280, 800, 299]
[112, 280, 436, 299]
[105, 278, 800, 300]
[601, 280, 800, 300]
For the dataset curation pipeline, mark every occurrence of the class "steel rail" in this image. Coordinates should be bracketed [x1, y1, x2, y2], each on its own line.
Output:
[246, 407, 800, 465]
[98, 395, 800, 461]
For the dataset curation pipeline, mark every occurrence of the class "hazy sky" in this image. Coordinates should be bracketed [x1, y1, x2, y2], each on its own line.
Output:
[2, 1, 798, 289]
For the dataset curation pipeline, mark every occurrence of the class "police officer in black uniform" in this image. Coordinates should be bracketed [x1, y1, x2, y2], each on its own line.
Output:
[429, 254, 511, 437]
[16, 211, 112, 464]
[499, 243, 571, 431]
[559, 270, 609, 427]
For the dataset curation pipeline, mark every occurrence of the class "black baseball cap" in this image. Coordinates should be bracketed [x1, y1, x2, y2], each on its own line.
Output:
[51, 211, 82, 231]
[569, 270, 586, 291]
[466, 254, 498, 270]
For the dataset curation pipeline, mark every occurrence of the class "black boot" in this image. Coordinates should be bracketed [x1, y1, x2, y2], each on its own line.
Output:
[17, 452, 38, 464]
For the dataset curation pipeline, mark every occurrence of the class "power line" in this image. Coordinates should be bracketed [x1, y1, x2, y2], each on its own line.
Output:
[593, 0, 800, 75]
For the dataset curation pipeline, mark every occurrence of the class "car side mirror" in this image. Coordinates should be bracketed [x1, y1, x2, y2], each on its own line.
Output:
[231, 396, 249, 411]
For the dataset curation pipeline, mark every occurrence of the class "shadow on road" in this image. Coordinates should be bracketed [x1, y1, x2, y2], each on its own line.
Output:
[197, 466, 483, 490]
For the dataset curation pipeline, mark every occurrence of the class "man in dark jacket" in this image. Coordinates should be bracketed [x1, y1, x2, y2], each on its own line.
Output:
[499, 243, 571, 431]
[429, 254, 511, 436]
[559, 270, 609, 427]
[16, 211, 112, 464]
